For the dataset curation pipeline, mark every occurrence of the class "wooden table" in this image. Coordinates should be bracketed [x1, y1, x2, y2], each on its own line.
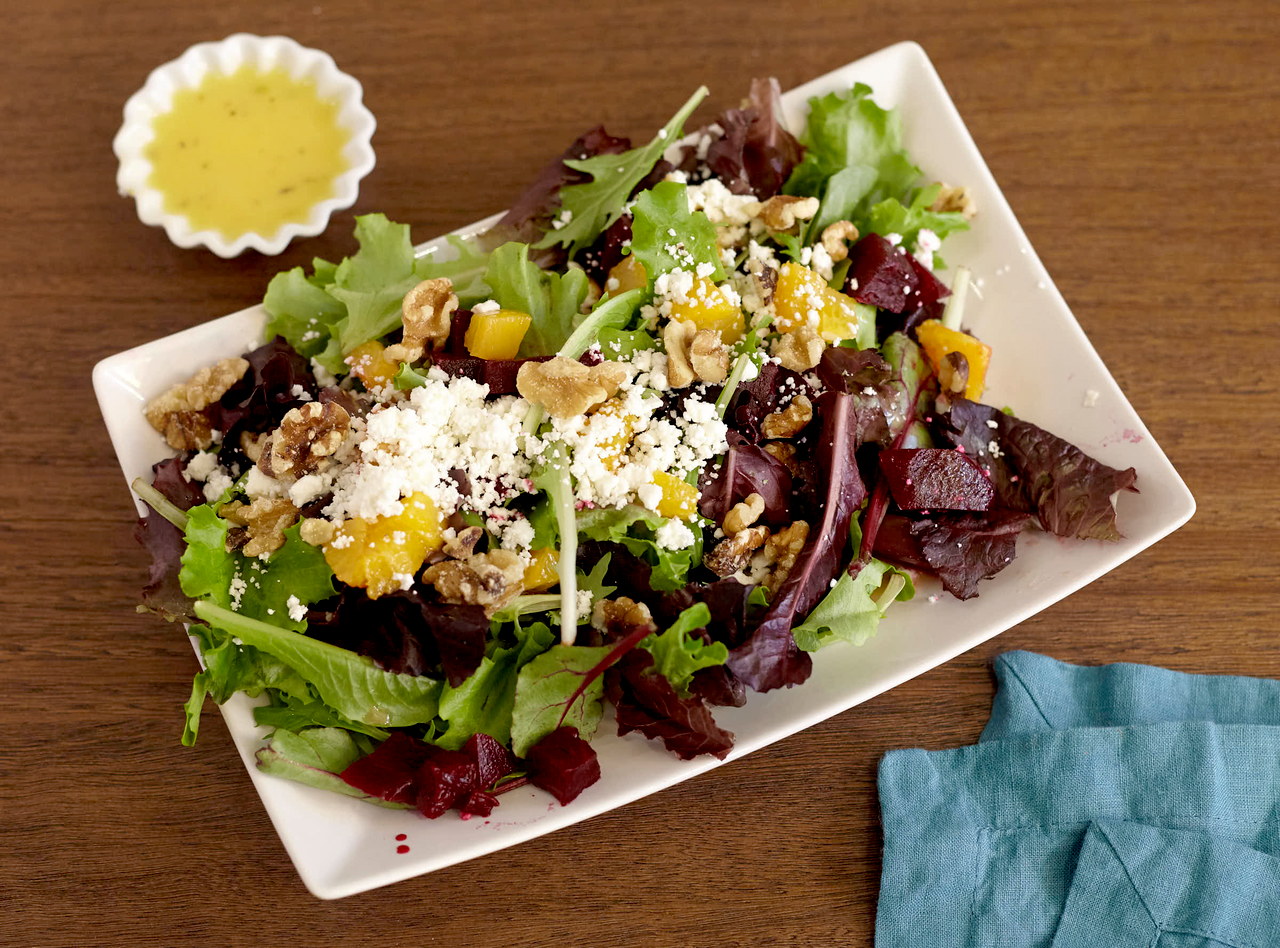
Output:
[4, 1, 1276, 944]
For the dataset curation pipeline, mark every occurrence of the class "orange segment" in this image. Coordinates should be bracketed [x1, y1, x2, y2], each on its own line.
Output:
[915, 319, 992, 401]
[773, 262, 871, 343]
[323, 493, 444, 599]
[345, 340, 401, 388]
[522, 547, 559, 592]
[668, 277, 745, 344]
[651, 471, 699, 520]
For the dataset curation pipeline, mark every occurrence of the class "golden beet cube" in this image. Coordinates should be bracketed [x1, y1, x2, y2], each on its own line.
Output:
[464, 309, 533, 360]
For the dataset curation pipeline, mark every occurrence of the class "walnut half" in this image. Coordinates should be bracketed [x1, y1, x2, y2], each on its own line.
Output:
[259, 400, 351, 479]
[143, 357, 249, 451]
[516, 356, 628, 419]
[385, 278, 457, 364]
[421, 549, 527, 617]
[704, 526, 769, 578]
[221, 497, 299, 557]
[664, 319, 730, 388]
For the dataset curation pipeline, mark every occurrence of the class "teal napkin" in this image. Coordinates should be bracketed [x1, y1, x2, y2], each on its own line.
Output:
[875, 652, 1280, 948]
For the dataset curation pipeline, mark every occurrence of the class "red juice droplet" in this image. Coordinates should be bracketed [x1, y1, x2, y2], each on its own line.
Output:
[396, 844, 410, 854]
[395, 833, 407, 841]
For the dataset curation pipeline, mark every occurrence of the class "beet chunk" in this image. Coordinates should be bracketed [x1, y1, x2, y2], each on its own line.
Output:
[525, 727, 601, 806]
[463, 733, 514, 789]
[414, 748, 478, 819]
[880, 448, 994, 511]
[845, 233, 951, 314]
[338, 731, 432, 805]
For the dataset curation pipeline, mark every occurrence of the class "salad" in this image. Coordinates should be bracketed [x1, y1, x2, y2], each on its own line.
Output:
[132, 78, 1137, 818]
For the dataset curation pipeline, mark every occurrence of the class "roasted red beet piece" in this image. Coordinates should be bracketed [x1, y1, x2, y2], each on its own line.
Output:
[844, 234, 952, 314]
[463, 733, 514, 789]
[880, 448, 995, 511]
[338, 732, 432, 805]
[430, 354, 549, 394]
[458, 790, 500, 818]
[907, 254, 951, 307]
[845, 234, 919, 313]
[414, 748, 478, 819]
[525, 727, 601, 806]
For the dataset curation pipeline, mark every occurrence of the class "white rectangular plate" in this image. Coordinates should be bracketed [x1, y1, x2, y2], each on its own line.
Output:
[94, 41, 1195, 899]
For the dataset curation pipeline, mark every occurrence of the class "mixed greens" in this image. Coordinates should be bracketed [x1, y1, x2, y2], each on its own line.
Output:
[133, 78, 1137, 817]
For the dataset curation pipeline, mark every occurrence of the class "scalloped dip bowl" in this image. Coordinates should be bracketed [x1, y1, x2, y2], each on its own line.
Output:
[113, 34, 376, 258]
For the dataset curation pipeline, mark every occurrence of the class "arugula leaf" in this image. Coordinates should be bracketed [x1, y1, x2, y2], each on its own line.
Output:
[509, 643, 613, 757]
[792, 556, 914, 652]
[193, 601, 443, 728]
[254, 727, 408, 807]
[436, 621, 556, 750]
[639, 603, 726, 695]
[483, 242, 591, 357]
[535, 86, 709, 255]
[415, 233, 492, 306]
[628, 181, 724, 283]
[576, 505, 701, 592]
[863, 184, 969, 252]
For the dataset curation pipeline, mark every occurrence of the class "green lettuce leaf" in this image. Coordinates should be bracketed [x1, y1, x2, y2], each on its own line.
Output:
[193, 601, 443, 728]
[236, 523, 336, 632]
[628, 181, 724, 284]
[863, 183, 969, 253]
[509, 643, 612, 757]
[178, 504, 234, 606]
[415, 233, 493, 306]
[535, 86, 708, 256]
[638, 603, 726, 695]
[596, 326, 658, 359]
[791, 557, 914, 652]
[253, 691, 390, 740]
[575, 504, 701, 592]
[328, 214, 422, 356]
[785, 83, 921, 239]
[262, 268, 347, 360]
[436, 621, 556, 750]
[254, 727, 408, 807]
[483, 241, 591, 357]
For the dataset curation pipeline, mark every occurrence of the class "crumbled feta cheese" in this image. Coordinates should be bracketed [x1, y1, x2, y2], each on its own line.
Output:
[286, 595, 307, 623]
[288, 473, 328, 507]
[471, 299, 502, 315]
[1083, 389, 1100, 408]
[183, 451, 219, 482]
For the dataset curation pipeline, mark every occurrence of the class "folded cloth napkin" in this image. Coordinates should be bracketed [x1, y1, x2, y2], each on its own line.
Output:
[875, 651, 1280, 948]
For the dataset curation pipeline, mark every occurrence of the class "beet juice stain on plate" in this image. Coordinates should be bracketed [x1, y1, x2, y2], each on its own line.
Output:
[395, 833, 409, 854]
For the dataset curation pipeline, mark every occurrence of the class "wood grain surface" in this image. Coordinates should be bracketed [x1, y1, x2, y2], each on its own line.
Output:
[3, 1, 1277, 945]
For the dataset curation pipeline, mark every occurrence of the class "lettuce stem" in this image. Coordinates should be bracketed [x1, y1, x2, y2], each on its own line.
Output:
[540, 443, 580, 645]
[940, 266, 971, 332]
[132, 477, 189, 529]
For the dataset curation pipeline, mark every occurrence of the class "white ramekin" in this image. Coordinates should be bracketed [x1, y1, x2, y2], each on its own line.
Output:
[112, 34, 377, 258]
